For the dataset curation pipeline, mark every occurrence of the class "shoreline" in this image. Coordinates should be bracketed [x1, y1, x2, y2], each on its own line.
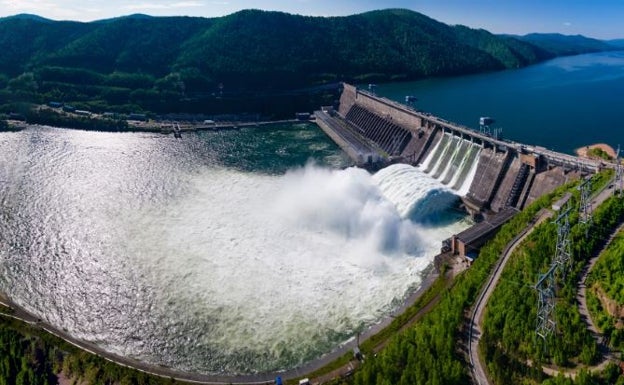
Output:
[575, 143, 617, 160]
[0, 253, 454, 384]
[4, 117, 304, 134]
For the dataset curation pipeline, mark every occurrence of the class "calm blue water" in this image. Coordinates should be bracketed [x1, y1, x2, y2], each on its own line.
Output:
[377, 51, 624, 154]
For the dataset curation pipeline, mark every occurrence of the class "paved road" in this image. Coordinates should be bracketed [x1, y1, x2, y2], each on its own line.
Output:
[575, 219, 624, 362]
[577, 223, 623, 339]
[468, 210, 551, 385]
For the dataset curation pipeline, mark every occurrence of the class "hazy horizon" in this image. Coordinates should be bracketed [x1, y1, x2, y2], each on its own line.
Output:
[1, 1, 623, 40]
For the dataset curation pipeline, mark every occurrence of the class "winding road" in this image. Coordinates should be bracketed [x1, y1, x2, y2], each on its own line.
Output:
[468, 209, 551, 385]
[468, 181, 620, 385]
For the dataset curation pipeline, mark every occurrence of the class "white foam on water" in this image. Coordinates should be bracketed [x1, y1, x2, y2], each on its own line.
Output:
[123, 163, 465, 370]
[372, 163, 458, 220]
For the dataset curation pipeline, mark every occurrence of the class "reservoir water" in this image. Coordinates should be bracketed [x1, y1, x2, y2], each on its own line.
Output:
[1, 50, 621, 376]
[377, 50, 624, 154]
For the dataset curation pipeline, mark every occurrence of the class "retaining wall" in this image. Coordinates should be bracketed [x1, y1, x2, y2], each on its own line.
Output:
[525, 167, 572, 206]
[489, 156, 523, 212]
[467, 149, 511, 208]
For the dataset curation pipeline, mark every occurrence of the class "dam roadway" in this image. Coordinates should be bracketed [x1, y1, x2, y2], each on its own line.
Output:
[352, 89, 604, 173]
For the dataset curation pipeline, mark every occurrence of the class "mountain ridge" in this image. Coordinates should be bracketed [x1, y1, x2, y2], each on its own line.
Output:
[0, 8, 617, 115]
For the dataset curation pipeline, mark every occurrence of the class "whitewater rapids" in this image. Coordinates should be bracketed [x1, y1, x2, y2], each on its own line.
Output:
[0, 127, 471, 374]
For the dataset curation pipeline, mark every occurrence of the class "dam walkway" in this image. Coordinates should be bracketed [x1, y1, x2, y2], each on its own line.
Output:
[362, 89, 606, 173]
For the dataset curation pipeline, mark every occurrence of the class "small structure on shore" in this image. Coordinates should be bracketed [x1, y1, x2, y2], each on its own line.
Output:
[451, 207, 519, 261]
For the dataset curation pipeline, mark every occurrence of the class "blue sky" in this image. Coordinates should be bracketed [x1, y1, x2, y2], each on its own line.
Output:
[1, 0, 622, 39]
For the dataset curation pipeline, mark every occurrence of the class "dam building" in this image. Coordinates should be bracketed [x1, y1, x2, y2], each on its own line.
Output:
[315, 83, 603, 257]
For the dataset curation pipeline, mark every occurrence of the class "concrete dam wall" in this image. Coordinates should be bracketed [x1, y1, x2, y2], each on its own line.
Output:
[317, 83, 603, 218]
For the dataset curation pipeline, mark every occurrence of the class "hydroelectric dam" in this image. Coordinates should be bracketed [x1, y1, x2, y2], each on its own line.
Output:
[316, 83, 606, 256]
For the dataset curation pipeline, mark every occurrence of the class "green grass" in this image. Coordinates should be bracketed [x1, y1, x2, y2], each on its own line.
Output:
[0, 304, 12, 314]
[587, 147, 613, 161]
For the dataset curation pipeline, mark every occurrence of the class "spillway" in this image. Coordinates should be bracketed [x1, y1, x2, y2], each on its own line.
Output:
[372, 133, 481, 221]
[324, 82, 602, 220]
[373, 164, 459, 220]
[419, 133, 482, 194]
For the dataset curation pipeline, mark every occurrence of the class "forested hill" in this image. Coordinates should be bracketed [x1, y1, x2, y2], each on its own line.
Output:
[516, 33, 616, 56]
[0, 9, 617, 115]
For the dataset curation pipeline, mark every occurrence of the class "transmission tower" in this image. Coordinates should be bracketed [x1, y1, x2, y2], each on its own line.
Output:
[534, 205, 572, 340]
[578, 178, 593, 236]
[553, 207, 572, 275]
[535, 265, 557, 340]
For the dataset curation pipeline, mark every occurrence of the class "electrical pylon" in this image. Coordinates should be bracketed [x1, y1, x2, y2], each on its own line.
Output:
[578, 178, 592, 237]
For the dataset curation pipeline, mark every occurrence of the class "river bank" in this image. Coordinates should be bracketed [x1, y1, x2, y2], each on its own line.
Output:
[4, 116, 305, 134]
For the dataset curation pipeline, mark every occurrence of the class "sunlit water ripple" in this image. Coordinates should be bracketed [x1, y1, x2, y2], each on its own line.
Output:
[0, 124, 470, 374]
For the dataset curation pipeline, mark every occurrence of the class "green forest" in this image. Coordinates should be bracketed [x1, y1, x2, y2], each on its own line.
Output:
[586, 228, 624, 352]
[0, 9, 617, 117]
[481, 180, 624, 384]
[0, 316, 186, 385]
